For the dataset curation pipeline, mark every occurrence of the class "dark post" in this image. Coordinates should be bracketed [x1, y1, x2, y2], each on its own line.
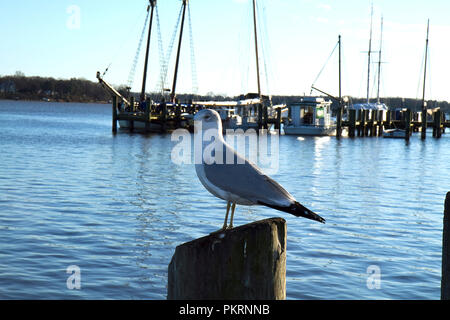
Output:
[378, 110, 384, 136]
[257, 104, 263, 130]
[168, 218, 286, 300]
[405, 109, 412, 140]
[160, 102, 167, 133]
[348, 109, 356, 138]
[275, 107, 281, 131]
[386, 110, 392, 129]
[441, 192, 450, 300]
[145, 97, 151, 132]
[112, 96, 118, 133]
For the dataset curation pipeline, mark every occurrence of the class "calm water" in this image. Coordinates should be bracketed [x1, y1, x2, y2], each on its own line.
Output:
[0, 100, 448, 299]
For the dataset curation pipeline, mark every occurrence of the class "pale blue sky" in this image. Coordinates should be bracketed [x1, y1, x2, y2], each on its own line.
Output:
[1, 0, 449, 101]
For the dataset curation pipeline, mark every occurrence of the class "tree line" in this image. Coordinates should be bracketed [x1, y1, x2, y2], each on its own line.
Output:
[1, 74, 449, 113]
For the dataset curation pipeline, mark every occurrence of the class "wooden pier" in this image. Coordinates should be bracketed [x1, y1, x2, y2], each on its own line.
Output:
[338, 108, 448, 139]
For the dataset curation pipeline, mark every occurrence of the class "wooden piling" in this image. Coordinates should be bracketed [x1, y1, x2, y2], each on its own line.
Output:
[161, 102, 167, 133]
[167, 218, 287, 300]
[112, 96, 118, 133]
[378, 110, 384, 137]
[257, 104, 263, 130]
[336, 105, 343, 138]
[386, 110, 392, 129]
[348, 109, 356, 138]
[441, 192, 450, 300]
[145, 97, 151, 132]
[405, 109, 412, 141]
[275, 107, 281, 131]
[356, 110, 362, 137]
[433, 110, 442, 138]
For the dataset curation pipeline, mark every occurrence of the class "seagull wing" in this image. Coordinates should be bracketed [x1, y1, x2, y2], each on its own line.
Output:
[202, 142, 325, 223]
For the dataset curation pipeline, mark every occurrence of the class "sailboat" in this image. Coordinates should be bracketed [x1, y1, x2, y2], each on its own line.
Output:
[96, 0, 195, 133]
[351, 7, 388, 113]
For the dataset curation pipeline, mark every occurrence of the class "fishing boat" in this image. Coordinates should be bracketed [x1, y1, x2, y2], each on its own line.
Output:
[283, 97, 336, 136]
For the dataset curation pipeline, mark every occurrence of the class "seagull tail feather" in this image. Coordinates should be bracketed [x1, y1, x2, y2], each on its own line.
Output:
[258, 201, 325, 224]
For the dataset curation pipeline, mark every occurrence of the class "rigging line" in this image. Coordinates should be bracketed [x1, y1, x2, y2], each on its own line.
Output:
[127, 8, 151, 89]
[102, 7, 148, 78]
[259, 0, 272, 97]
[155, 5, 166, 95]
[188, 2, 198, 94]
[158, 4, 183, 94]
[310, 40, 339, 91]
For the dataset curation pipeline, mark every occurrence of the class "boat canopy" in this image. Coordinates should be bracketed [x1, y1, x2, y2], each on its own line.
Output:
[350, 102, 388, 111]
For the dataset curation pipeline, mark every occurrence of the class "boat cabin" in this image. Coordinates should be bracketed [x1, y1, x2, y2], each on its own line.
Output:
[289, 97, 333, 127]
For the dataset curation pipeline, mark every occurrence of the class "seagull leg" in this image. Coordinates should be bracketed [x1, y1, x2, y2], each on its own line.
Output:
[210, 201, 231, 235]
[227, 202, 236, 229]
[222, 201, 231, 230]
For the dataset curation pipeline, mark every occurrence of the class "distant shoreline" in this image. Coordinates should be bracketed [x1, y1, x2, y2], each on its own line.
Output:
[1, 74, 449, 112]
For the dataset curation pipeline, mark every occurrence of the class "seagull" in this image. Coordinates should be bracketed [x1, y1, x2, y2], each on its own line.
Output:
[194, 109, 325, 231]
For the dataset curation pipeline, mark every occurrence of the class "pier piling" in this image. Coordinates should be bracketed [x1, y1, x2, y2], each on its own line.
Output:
[167, 218, 286, 300]
[441, 192, 450, 300]
[112, 96, 118, 133]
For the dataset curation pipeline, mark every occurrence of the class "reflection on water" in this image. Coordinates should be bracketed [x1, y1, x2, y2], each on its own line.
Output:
[0, 100, 448, 299]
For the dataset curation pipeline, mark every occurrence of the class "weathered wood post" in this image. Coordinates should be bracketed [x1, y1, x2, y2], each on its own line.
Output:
[161, 102, 167, 133]
[441, 192, 450, 300]
[433, 110, 442, 138]
[168, 218, 286, 300]
[378, 110, 384, 137]
[348, 109, 356, 138]
[386, 110, 392, 129]
[405, 109, 412, 141]
[362, 110, 368, 137]
[112, 96, 118, 133]
[275, 107, 282, 132]
[145, 97, 151, 132]
[356, 109, 362, 137]
[129, 96, 135, 132]
[257, 104, 263, 130]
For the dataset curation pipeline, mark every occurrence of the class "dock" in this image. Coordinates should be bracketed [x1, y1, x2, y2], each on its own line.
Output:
[338, 108, 448, 139]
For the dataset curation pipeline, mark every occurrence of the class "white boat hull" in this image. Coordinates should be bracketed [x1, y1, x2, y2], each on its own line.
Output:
[383, 129, 406, 139]
[283, 125, 336, 136]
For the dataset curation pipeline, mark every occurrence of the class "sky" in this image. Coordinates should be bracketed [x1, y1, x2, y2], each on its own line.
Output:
[1, 0, 450, 102]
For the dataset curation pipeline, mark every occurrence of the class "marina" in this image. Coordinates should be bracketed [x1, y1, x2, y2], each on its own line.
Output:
[2, 0, 450, 302]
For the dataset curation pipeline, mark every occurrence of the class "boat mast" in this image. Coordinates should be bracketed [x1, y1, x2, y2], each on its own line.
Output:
[337, 34, 343, 138]
[366, 3, 374, 104]
[376, 16, 383, 104]
[140, 0, 157, 102]
[170, 0, 188, 103]
[421, 19, 430, 139]
[339, 35, 342, 105]
[252, 0, 262, 97]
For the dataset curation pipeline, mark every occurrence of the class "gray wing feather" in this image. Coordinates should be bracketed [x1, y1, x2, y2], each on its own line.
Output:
[203, 144, 295, 205]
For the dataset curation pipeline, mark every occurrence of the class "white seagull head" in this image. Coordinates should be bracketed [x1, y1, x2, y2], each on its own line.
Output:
[194, 109, 222, 134]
